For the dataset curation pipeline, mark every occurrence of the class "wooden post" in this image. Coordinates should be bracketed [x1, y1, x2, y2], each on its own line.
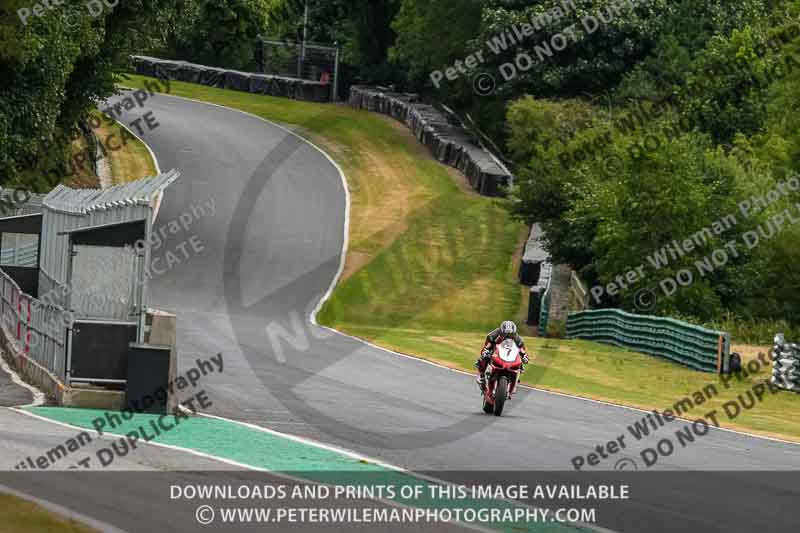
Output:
[716, 335, 724, 373]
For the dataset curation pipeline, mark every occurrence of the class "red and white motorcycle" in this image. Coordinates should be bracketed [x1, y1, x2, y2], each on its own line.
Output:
[481, 338, 523, 416]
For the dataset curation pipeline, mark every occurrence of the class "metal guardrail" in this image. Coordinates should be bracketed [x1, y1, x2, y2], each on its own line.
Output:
[565, 308, 730, 373]
[0, 268, 69, 380]
[539, 282, 552, 337]
[570, 271, 589, 311]
[538, 263, 553, 337]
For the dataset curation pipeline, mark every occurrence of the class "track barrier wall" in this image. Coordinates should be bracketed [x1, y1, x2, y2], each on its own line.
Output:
[772, 335, 800, 392]
[349, 86, 512, 197]
[528, 262, 552, 330]
[131, 56, 332, 103]
[0, 268, 69, 380]
[566, 308, 730, 373]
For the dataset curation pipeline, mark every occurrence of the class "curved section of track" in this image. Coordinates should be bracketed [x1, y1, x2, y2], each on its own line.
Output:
[71, 92, 800, 532]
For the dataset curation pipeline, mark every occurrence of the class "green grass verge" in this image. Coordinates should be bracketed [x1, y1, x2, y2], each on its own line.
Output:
[344, 327, 800, 441]
[120, 73, 524, 332]
[119, 74, 800, 443]
[0, 495, 98, 533]
[91, 111, 158, 184]
[13, 109, 157, 190]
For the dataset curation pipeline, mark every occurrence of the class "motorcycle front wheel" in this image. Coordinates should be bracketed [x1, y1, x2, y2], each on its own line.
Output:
[494, 376, 508, 416]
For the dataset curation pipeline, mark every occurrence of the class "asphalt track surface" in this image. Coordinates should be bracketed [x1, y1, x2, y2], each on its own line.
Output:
[132, 94, 800, 467]
[135, 93, 800, 528]
[1, 91, 800, 532]
[0, 360, 32, 407]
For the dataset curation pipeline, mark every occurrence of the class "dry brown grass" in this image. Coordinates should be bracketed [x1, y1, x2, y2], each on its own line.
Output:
[91, 113, 157, 184]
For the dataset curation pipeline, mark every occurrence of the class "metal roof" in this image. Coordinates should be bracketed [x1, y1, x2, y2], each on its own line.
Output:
[43, 170, 180, 215]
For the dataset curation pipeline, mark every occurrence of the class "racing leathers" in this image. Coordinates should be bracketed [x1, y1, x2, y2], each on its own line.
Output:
[475, 328, 529, 387]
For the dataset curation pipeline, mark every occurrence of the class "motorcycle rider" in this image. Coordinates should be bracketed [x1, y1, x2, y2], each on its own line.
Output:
[475, 320, 529, 390]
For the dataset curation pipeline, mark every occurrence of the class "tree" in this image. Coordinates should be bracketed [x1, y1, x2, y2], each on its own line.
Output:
[0, 1, 177, 188]
[390, 0, 485, 87]
[177, 0, 270, 70]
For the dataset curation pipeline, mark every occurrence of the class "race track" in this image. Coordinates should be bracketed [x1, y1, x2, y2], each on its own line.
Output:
[133, 93, 800, 531]
[132, 93, 800, 469]
[2, 91, 800, 532]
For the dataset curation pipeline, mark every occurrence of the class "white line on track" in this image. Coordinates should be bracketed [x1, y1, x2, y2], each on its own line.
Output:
[115, 116, 162, 175]
[10, 405, 266, 472]
[10, 408, 497, 533]
[111, 86, 798, 475]
[2, 88, 617, 532]
[131, 91, 614, 532]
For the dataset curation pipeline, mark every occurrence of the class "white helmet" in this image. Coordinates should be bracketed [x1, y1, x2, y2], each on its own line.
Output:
[500, 320, 517, 336]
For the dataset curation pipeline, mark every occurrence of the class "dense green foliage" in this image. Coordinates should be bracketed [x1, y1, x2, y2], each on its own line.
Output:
[163, 0, 271, 70]
[159, 0, 400, 82]
[4, 0, 800, 330]
[0, 0, 401, 186]
[390, 0, 484, 87]
[0, 0, 175, 188]
[507, 1, 800, 326]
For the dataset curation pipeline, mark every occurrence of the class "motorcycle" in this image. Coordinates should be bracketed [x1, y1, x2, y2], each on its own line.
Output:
[481, 338, 523, 416]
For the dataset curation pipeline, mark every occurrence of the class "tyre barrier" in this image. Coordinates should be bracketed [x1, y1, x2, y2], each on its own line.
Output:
[566, 308, 731, 373]
[349, 86, 512, 197]
[771, 334, 800, 392]
[130, 56, 332, 103]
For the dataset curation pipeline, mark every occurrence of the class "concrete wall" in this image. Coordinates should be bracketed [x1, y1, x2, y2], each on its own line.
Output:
[145, 308, 178, 412]
[0, 308, 177, 410]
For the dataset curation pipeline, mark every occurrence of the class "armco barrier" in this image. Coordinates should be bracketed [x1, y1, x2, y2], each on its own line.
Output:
[566, 309, 730, 373]
[0, 268, 68, 380]
[528, 261, 552, 330]
[130, 56, 332, 102]
[539, 278, 552, 337]
[349, 86, 512, 197]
